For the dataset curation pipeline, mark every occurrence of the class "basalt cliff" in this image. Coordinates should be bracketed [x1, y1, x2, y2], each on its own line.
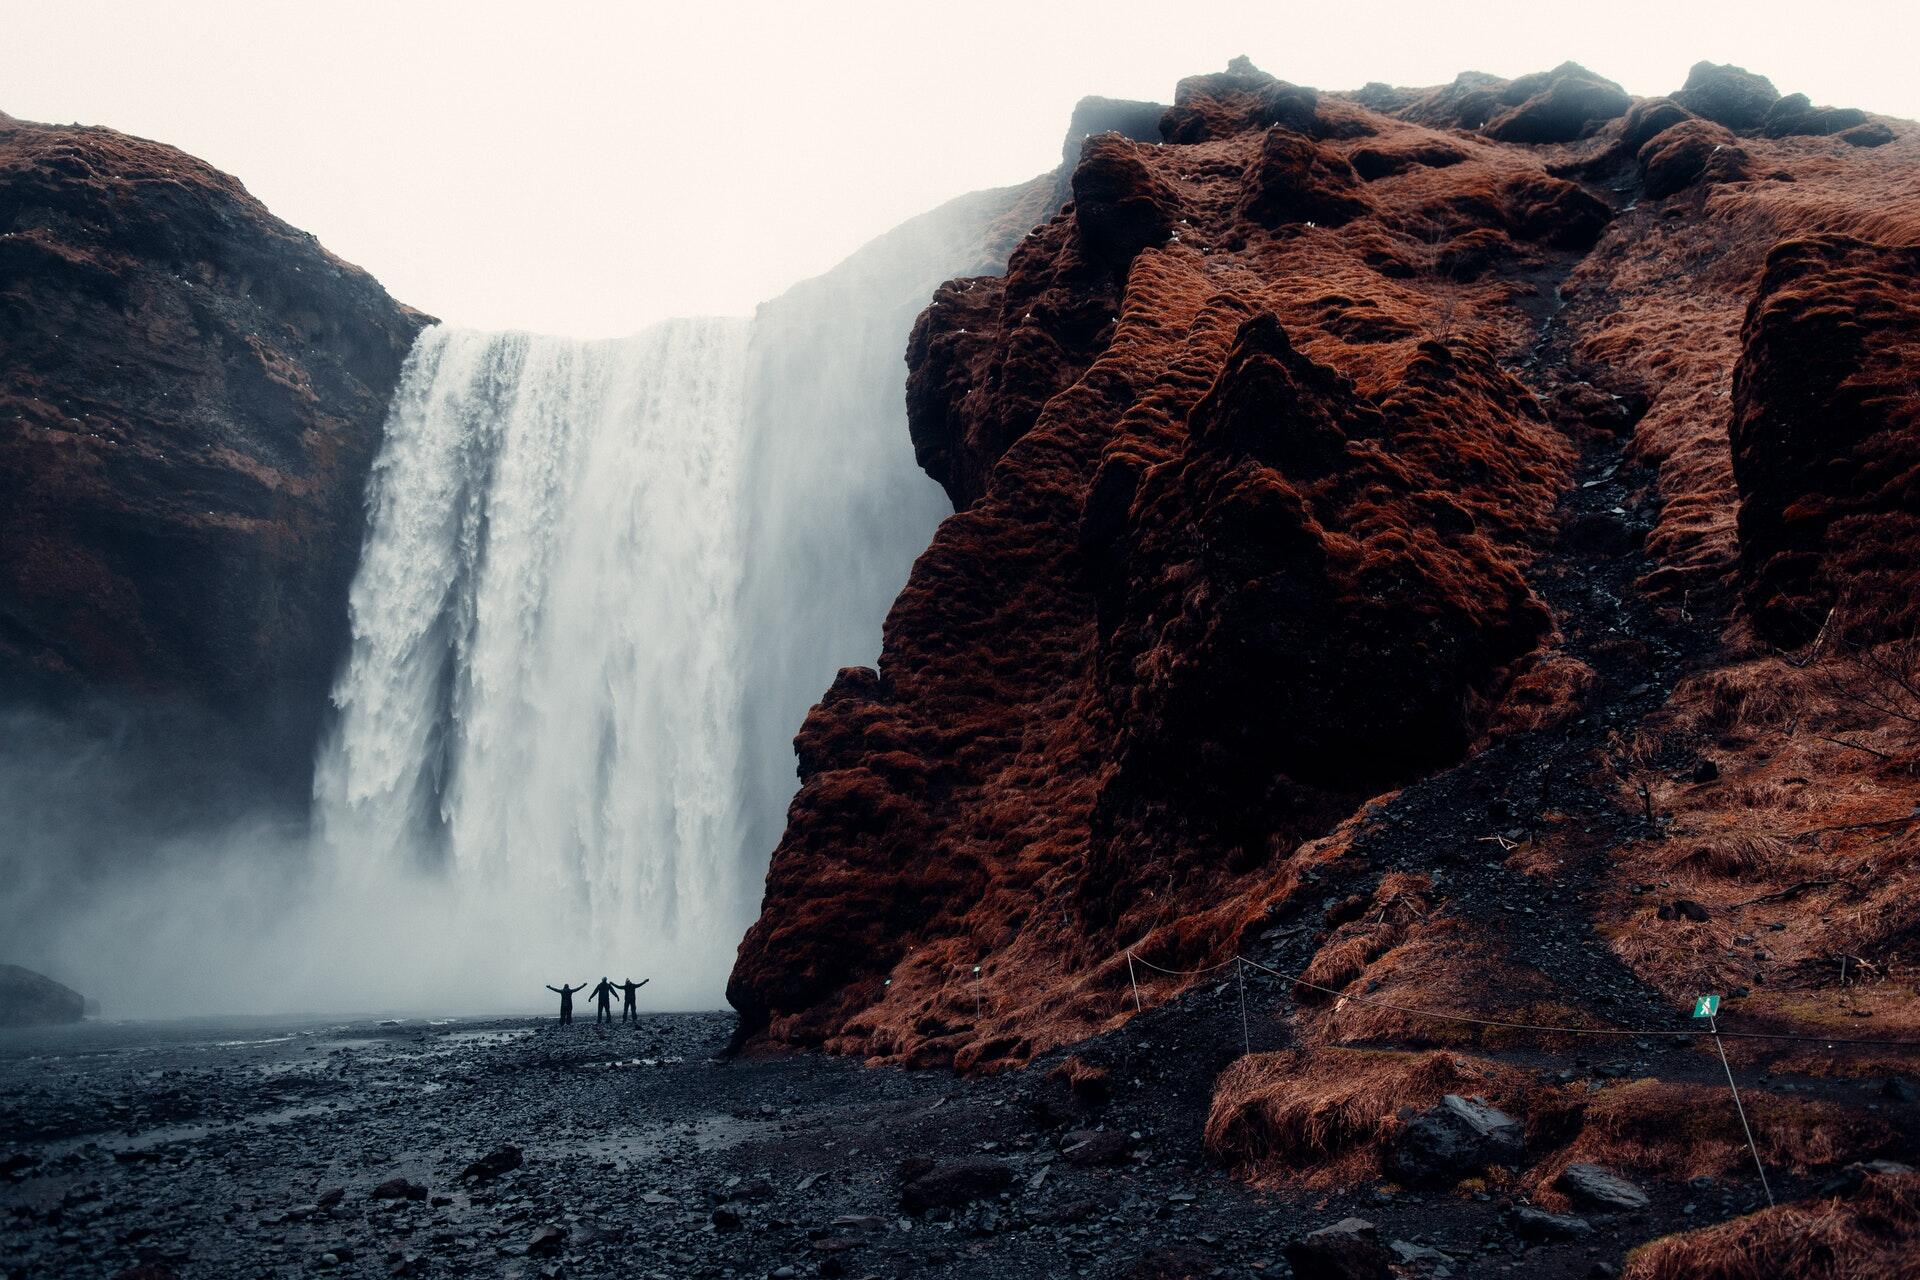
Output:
[730, 59, 1920, 1277]
[0, 110, 426, 785]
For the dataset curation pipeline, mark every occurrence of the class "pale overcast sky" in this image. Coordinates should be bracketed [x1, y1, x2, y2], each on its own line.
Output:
[4, 1, 1912, 336]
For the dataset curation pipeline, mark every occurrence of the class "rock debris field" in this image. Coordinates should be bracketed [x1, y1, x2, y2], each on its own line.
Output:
[3, 1005, 1862, 1280]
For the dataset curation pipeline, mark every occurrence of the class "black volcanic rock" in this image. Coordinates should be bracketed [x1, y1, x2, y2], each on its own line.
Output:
[0, 113, 428, 784]
[1673, 61, 1780, 131]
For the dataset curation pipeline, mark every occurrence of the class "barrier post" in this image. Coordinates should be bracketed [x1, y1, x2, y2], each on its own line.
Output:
[1236, 958, 1250, 1056]
[1706, 1006, 1776, 1208]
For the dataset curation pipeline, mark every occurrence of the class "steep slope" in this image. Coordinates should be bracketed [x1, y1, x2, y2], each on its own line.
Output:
[731, 56, 1920, 1273]
[0, 112, 427, 782]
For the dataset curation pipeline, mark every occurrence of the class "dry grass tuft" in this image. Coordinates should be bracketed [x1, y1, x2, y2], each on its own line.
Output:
[1531, 1078, 1896, 1196]
[1623, 1169, 1920, 1280]
[1204, 1047, 1533, 1188]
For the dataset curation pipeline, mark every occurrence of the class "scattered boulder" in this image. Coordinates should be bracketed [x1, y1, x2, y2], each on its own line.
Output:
[899, 1156, 1014, 1214]
[1556, 1162, 1650, 1211]
[460, 1143, 523, 1182]
[1285, 1217, 1392, 1280]
[1692, 758, 1720, 784]
[1509, 1204, 1593, 1240]
[527, 1225, 567, 1255]
[370, 1177, 428, 1202]
[710, 1206, 742, 1232]
[1673, 61, 1780, 131]
[0, 965, 85, 1027]
[1389, 1094, 1525, 1184]
[1671, 899, 1711, 922]
[315, 1187, 344, 1210]
[1839, 121, 1895, 148]
[1763, 93, 1869, 138]
[1059, 1129, 1130, 1167]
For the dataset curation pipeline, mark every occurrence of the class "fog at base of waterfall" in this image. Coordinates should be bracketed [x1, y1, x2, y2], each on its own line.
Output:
[0, 178, 1043, 1019]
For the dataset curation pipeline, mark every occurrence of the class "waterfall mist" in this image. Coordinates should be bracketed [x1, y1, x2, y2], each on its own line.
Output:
[0, 180, 1047, 1017]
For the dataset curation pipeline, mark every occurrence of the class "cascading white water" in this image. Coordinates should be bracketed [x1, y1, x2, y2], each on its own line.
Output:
[306, 179, 1047, 1012]
[314, 319, 757, 995]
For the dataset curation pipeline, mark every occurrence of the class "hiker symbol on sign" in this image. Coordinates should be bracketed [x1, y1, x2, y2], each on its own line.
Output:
[1692, 994, 1721, 1018]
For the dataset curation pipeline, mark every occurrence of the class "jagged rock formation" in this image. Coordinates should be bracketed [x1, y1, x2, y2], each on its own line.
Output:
[731, 53, 1920, 1271]
[0, 113, 427, 781]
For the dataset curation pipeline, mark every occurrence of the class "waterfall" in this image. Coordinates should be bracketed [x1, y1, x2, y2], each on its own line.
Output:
[311, 181, 1046, 1009]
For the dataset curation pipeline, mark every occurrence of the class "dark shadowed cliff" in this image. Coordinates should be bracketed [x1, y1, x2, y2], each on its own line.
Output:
[0, 111, 428, 786]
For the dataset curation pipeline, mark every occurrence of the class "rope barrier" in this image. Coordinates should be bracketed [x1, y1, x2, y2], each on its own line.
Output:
[1127, 948, 1920, 1049]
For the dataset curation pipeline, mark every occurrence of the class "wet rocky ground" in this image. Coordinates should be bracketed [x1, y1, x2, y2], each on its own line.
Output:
[1, 1007, 1779, 1280]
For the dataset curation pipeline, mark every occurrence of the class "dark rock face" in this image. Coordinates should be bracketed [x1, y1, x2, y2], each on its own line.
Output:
[0, 113, 427, 785]
[1730, 235, 1920, 644]
[0, 964, 84, 1026]
[1673, 61, 1780, 131]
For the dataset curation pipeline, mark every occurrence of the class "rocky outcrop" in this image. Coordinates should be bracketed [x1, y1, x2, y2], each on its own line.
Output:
[1482, 62, 1629, 144]
[1730, 235, 1920, 645]
[1672, 61, 1780, 131]
[0, 113, 427, 783]
[0, 964, 84, 1026]
[732, 58, 1586, 1068]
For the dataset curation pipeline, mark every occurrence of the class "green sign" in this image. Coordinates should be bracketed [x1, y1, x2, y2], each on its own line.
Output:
[1692, 994, 1720, 1018]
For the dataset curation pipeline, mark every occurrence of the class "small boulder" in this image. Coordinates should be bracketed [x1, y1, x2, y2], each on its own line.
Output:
[370, 1177, 429, 1202]
[315, 1187, 344, 1210]
[460, 1144, 522, 1182]
[1509, 1205, 1593, 1241]
[1285, 1217, 1392, 1280]
[1762, 93, 1868, 138]
[1673, 899, 1711, 922]
[1389, 1094, 1524, 1184]
[1556, 1162, 1650, 1211]
[1839, 121, 1896, 148]
[1059, 1129, 1130, 1167]
[900, 1156, 1014, 1214]
[527, 1225, 567, 1255]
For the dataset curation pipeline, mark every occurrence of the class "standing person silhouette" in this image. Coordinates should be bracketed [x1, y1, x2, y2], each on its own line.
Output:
[618, 978, 649, 1023]
[546, 981, 588, 1025]
[588, 977, 617, 1026]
